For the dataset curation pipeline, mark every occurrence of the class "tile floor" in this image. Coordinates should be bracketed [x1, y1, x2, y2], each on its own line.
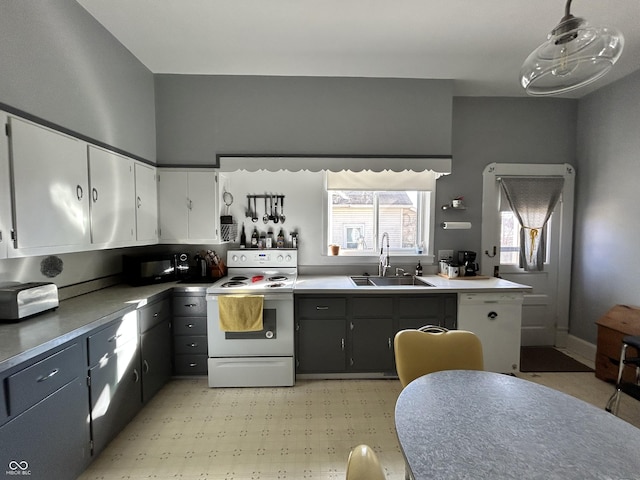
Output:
[79, 363, 640, 480]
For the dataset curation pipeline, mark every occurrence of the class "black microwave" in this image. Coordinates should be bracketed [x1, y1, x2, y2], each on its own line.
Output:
[123, 253, 189, 285]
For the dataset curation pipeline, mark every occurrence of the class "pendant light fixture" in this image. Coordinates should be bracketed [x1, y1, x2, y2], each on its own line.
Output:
[520, 0, 624, 96]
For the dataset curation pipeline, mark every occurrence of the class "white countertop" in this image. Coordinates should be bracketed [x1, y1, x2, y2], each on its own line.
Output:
[293, 274, 532, 294]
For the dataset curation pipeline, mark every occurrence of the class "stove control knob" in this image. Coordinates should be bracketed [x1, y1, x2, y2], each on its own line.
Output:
[265, 330, 274, 339]
[240, 255, 247, 262]
[285, 255, 292, 262]
[231, 254, 238, 262]
[277, 255, 284, 262]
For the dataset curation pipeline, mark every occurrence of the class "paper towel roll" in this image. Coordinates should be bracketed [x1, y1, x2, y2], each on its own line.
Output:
[442, 221, 472, 230]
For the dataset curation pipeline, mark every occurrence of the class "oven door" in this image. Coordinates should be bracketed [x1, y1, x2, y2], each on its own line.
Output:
[206, 294, 294, 357]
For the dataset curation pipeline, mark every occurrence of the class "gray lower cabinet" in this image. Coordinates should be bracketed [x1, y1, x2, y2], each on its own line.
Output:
[295, 293, 457, 375]
[351, 297, 395, 372]
[139, 297, 172, 402]
[87, 312, 142, 456]
[172, 292, 208, 375]
[297, 318, 346, 372]
[0, 342, 90, 480]
[296, 296, 347, 373]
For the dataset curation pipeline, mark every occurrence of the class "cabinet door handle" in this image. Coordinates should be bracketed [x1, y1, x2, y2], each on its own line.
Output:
[189, 363, 198, 367]
[76, 185, 83, 200]
[133, 369, 140, 383]
[92, 187, 98, 203]
[350, 322, 354, 331]
[188, 199, 193, 210]
[137, 196, 142, 208]
[188, 342, 199, 348]
[108, 333, 123, 343]
[341, 338, 345, 351]
[143, 360, 150, 374]
[488, 311, 498, 319]
[184, 303, 197, 308]
[37, 368, 59, 382]
[350, 358, 354, 367]
[388, 338, 392, 350]
[186, 323, 195, 328]
[316, 306, 329, 310]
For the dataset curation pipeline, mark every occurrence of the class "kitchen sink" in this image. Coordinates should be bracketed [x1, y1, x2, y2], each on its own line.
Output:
[350, 276, 434, 287]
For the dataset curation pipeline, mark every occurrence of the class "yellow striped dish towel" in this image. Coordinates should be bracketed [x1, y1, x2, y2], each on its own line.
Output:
[218, 295, 264, 332]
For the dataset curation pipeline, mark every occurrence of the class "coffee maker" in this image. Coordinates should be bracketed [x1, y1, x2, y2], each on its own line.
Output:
[457, 251, 479, 277]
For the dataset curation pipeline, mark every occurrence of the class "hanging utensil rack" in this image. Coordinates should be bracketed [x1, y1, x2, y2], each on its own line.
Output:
[245, 194, 286, 223]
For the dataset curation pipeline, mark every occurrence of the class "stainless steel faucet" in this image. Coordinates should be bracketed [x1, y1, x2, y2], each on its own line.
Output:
[379, 232, 391, 277]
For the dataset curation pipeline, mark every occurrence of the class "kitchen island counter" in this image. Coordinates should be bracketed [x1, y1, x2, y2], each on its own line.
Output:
[294, 274, 531, 294]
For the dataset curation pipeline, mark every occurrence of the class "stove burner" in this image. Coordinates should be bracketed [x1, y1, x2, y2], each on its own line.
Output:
[268, 276, 288, 282]
[221, 281, 247, 288]
[230, 276, 249, 281]
[266, 282, 285, 288]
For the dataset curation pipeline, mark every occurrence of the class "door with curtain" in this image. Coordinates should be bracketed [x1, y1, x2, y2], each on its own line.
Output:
[481, 163, 575, 346]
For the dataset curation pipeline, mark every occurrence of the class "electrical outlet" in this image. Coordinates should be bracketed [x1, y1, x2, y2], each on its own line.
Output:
[438, 249, 454, 261]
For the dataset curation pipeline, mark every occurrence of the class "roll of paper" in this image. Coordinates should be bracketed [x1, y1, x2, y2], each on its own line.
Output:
[442, 221, 472, 230]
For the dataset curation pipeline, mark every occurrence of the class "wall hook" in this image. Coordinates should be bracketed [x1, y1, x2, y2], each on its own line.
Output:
[484, 246, 497, 258]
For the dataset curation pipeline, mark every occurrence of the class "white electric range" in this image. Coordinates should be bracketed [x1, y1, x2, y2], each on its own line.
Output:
[205, 249, 297, 387]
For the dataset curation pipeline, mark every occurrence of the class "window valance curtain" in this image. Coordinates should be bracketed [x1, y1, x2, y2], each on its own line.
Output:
[326, 170, 439, 191]
[500, 176, 564, 271]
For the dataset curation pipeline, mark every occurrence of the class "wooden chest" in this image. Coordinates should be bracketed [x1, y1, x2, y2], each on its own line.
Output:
[595, 305, 640, 383]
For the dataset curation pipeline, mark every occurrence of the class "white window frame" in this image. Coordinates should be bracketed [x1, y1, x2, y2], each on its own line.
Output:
[322, 179, 436, 260]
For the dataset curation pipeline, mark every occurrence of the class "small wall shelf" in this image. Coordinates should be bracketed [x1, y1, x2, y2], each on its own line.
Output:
[441, 204, 466, 210]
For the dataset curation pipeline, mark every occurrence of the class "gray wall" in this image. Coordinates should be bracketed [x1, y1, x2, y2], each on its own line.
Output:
[0, 0, 156, 161]
[155, 75, 453, 164]
[443, 97, 577, 255]
[571, 70, 640, 344]
[0, 0, 156, 289]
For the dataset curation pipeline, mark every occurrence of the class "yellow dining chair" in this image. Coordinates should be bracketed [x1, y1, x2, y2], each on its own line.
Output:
[394, 325, 484, 388]
[394, 326, 484, 480]
[345, 444, 386, 480]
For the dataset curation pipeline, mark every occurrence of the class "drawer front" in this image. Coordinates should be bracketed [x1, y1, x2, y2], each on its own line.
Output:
[173, 354, 208, 375]
[139, 297, 171, 333]
[6, 343, 82, 417]
[87, 314, 138, 366]
[173, 316, 207, 335]
[597, 326, 626, 359]
[352, 296, 393, 318]
[297, 297, 346, 319]
[173, 295, 206, 317]
[173, 335, 208, 354]
[397, 296, 442, 317]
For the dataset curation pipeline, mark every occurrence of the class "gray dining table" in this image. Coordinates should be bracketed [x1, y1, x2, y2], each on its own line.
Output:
[395, 370, 640, 480]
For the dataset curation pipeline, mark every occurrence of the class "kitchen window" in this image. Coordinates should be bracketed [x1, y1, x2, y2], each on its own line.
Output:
[324, 170, 436, 257]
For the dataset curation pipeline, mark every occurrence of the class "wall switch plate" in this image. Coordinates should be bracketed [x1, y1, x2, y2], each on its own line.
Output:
[438, 249, 454, 261]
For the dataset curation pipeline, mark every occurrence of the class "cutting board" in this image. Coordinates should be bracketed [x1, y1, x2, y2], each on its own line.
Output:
[437, 273, 491, 280]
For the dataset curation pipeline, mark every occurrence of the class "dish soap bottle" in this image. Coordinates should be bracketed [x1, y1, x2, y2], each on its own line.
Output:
[415, 261, 423, 276]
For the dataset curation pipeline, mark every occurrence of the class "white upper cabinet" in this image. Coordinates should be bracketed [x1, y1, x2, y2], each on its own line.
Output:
[8, 116, 90, 256]
[0, 113, 10, 259]
[134, 162, 158, 243]
[158, 170, 218, 243]
[88, 146, 136, 247]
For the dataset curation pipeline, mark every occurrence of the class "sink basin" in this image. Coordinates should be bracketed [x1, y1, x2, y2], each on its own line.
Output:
[350, 276, 433, 287]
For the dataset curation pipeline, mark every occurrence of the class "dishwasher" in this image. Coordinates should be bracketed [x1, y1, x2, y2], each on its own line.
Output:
[457, 292, 524, 374]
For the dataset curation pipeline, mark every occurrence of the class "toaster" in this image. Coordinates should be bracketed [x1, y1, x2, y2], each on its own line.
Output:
[0, 282, 59, 322]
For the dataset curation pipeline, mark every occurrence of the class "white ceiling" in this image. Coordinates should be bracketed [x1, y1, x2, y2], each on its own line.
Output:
[76, 0, 640, 98]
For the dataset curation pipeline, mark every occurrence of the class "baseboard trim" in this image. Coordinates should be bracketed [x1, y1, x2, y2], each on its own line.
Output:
[564, 335, 597, 369]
